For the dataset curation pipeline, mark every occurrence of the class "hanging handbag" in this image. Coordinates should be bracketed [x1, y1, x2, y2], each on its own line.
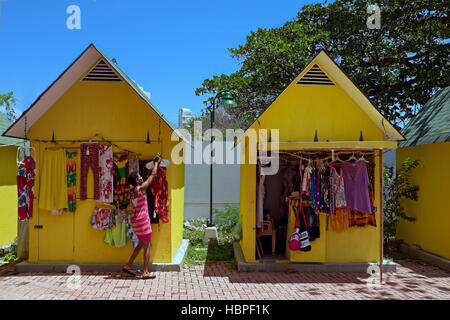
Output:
[298, 203, 312, 252]
[288, 202, 302, 251]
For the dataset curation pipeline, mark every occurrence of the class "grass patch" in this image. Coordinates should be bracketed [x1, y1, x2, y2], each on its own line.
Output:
[183, 207, 239, 269]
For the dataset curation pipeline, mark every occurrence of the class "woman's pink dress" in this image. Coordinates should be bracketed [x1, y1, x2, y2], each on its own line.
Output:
[130, 186, 152, 242]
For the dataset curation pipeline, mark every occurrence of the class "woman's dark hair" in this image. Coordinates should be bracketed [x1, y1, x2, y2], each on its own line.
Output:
[127, 171, 139, 187]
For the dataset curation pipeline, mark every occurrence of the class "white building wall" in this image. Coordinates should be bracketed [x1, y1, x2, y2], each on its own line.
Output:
[183, 141, 241, 220]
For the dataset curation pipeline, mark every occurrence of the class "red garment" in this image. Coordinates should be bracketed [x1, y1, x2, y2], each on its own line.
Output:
[17, 156, 36, 220]
[150, 166, 169, 223]
[80, 144, 100, 200]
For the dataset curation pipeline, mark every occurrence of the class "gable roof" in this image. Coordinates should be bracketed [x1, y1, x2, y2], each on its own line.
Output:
[235, 49, 404, 146]
[2, 44, 185, 141]
[0, 113, 23, 145]
[399, 86, 450, 148]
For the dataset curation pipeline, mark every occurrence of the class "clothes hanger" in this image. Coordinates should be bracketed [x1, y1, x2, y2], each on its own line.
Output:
[145, 156, 170, 169]
[348, 153, 358, 162]
[16, 146, 36, 166]
[358, 153, 369, 163]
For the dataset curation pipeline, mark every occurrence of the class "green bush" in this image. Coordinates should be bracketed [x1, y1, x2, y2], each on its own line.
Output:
[212, 204, 240, 245]
[384, 158, 419, 241]
[3, 252, 16, 263]
[0, 237, 17, 263]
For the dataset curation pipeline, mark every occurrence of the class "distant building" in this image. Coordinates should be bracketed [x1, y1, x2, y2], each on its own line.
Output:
[178, 108, 193, 128]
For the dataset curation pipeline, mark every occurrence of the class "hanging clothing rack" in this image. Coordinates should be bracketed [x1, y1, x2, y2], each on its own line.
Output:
[36, 132, 156, 156]
[276, 151, 375, 162]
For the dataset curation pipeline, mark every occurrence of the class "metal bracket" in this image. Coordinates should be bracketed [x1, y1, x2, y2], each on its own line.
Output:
[34, 225, 43, 229]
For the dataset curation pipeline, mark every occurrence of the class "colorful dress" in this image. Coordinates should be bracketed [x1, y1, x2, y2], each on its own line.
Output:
[90, 207, 115, 230]
[113, 153, 129, 209]
[65, 151, 77, 212]
[17, 156, 36, 220]
[331, 165, 347, 209]
[99, 145, 114, 203]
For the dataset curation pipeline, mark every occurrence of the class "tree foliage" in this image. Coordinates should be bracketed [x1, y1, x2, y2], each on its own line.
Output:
[196, 0, 449, 129]
[182, 108, 247, 140]
[0, 91, 17, 122]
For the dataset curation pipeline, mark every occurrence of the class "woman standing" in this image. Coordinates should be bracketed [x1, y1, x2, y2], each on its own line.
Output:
[122, 154, 160, 279]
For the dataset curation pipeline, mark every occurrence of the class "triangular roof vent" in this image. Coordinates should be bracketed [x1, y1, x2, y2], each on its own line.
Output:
[296, 64, 334, 86]
[82, 59, 122, 82]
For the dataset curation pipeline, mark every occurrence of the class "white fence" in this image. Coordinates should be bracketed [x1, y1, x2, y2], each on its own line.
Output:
[183, 142, 241, 220]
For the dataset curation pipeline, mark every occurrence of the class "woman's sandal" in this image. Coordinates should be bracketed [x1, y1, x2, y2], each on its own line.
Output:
[121, 267, 137, 277]
[141, 273, 156, 280]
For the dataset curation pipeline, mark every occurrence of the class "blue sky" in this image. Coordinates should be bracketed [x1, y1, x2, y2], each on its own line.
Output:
[0, 0, 322, 126]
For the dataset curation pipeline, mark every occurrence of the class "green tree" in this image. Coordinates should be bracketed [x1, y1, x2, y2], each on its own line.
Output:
[196, 0, 449, 129]
[182, 108, 247, 140]
[0, 91, 17, 122]
[383, 158, 420, 240]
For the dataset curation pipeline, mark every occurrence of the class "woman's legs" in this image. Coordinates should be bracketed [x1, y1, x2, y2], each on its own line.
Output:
[124, 241, 143, 270]
[142, 241, 151, 277]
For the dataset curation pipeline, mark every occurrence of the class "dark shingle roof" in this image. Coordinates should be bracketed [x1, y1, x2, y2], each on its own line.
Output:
[399, 86, 450, 148]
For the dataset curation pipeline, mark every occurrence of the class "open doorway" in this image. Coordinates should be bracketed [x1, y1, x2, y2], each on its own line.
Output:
[255, 153, 300, 261]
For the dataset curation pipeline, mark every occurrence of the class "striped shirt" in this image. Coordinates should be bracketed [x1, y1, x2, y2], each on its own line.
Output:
[130, 186, 152, 236]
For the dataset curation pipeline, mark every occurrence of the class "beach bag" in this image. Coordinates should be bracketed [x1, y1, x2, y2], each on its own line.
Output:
[289, 202, 312, 252]
[288, 203, 302, 251]
[288, 228, 301, 251]
[298, 204, 312, 252]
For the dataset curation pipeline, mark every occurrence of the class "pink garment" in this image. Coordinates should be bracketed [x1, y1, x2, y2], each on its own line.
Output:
[98, 145, 114, 203]
[342, 160, 372, 214]
[130, 186, 152, 236]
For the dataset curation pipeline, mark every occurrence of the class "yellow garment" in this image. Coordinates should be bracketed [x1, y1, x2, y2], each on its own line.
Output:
[330, 209, 349, 232]
[39, 149, 68, 211]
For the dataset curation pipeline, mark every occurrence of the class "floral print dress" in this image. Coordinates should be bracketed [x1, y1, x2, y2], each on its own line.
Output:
[99, 145, 114, 203]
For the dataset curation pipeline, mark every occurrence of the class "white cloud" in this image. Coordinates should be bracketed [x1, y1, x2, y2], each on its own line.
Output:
[132, 79, 151, 99]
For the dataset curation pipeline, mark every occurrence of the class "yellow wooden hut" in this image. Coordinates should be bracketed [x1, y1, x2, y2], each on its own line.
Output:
[236, 50, 404, 272]
[396, 86, 450, 260]
[2, 44, 186, 267]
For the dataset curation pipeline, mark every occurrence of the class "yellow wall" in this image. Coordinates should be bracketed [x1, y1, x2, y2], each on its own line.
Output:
[246, 65, 384, 143]
[26, 63, 184, 263]
[396, 142, 450, 260]
[0, 146, 18, 246]
[239, 59, 385, 263]
[239, 137, 257, 262]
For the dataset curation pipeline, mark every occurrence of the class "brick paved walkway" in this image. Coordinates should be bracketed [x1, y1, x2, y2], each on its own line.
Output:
[0, 259, 448, 300]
